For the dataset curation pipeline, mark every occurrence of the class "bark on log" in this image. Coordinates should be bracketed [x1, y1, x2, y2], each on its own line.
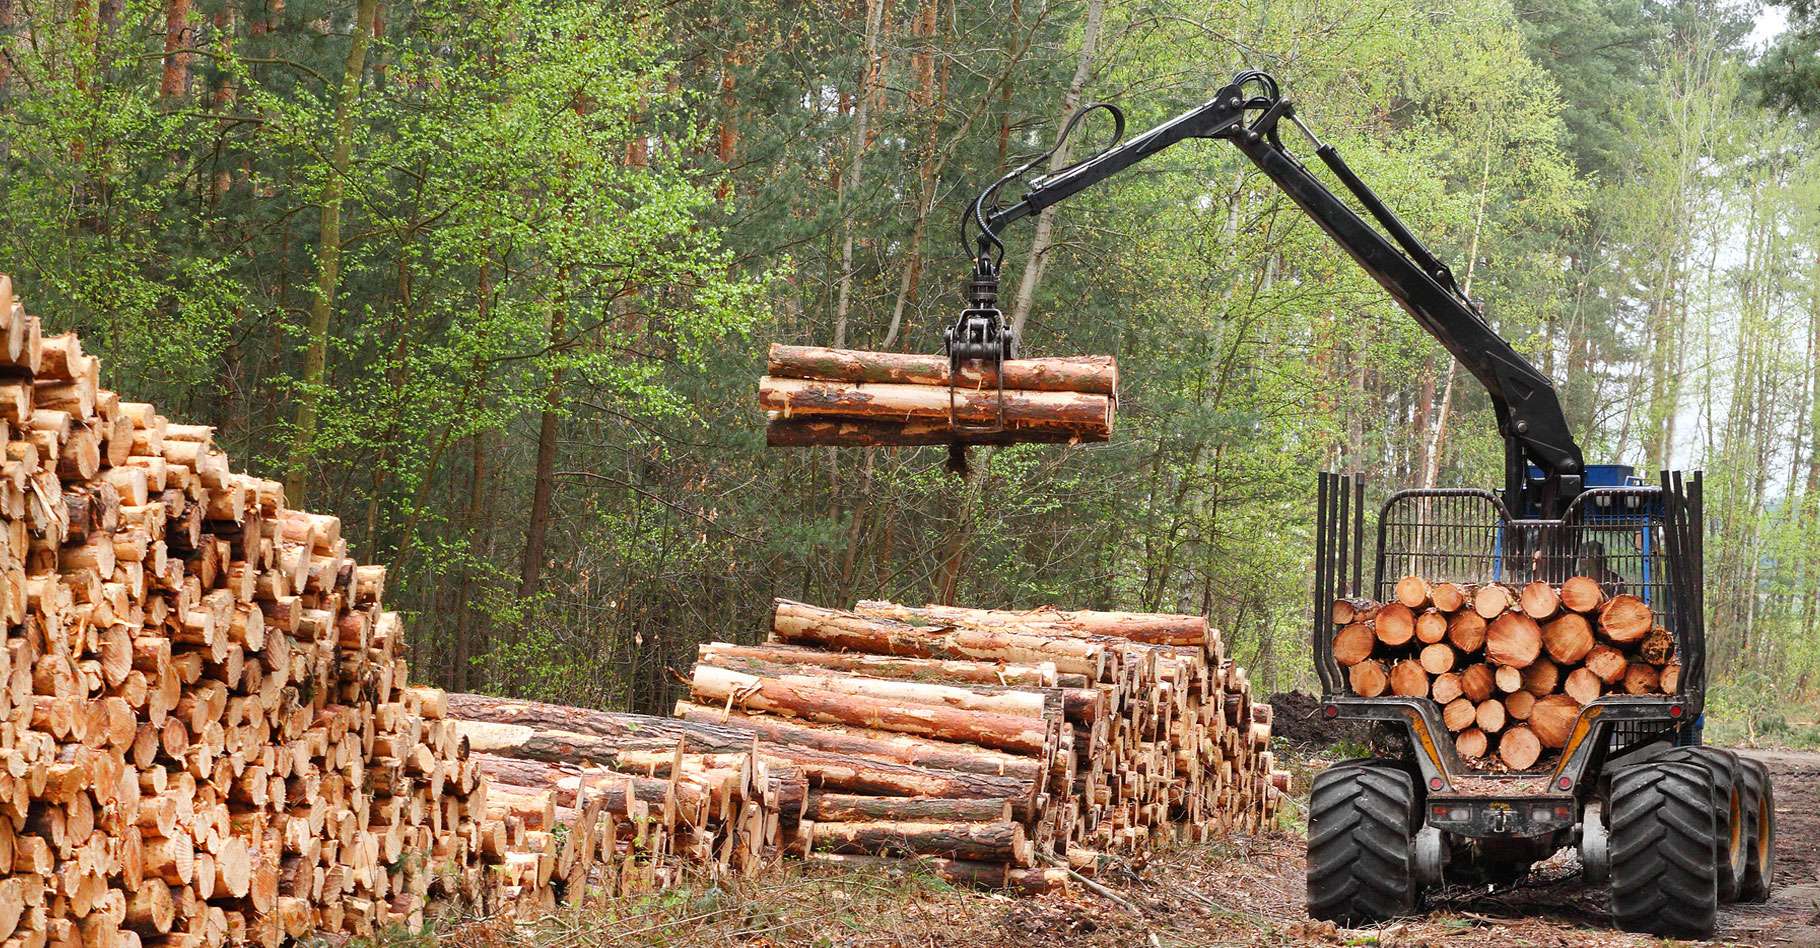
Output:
[689, 664, 1050, 756]
[803, 793, 1014, 823]
[758, 377, 1112, 436]
[1331, 598, 1380, 626]
[806, 820, 1034, 866]
[672, 702, 1043, 781]
[773, 600, 1109, 678]
[767, 345, 1118, 395]
[698, 642, 1058, 688]
[766, 417, 1094, 447]
[855, 600, 1208, 648]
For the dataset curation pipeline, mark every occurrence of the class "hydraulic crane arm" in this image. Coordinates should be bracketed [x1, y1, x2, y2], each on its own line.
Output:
[965, 70, 1586, 517]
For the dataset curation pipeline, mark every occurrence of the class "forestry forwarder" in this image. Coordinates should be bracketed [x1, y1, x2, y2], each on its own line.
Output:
[956, 69, 1773, 939]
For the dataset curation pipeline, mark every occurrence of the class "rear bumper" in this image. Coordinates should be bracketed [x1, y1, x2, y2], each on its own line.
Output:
[1427, 794, 1576, 838]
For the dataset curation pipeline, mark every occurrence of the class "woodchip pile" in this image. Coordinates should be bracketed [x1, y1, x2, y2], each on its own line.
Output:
[448, 597, 1288, 894]
[0, 274, 625, 946]
[1331, 575, 1680, 771]
[760, 344, 1117, 446]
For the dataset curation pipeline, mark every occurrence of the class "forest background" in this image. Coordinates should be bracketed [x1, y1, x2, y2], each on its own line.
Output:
[1, 0, 1816, 729]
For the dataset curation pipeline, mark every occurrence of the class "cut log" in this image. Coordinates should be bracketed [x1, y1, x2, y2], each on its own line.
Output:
[1660, 662, 1682, 694]
[1597, 595, 1654, 645]
[1563, 667, 1603, 705]
[773, 600, 1109, 678]
[1475, 699, 1506, 734]
[1414, 609, 1449, 645]
[1389, 660, 1429, 698]
[1418, 643, 1455, 675]
[1331, 623, 1376, 667]
[766, 417, 1091, 447]
[1374, 604, 1416, 647]
[1504, 689, 1535, 721]
[1519, 581, 1560, 620]
[758, 377, 1113, 438]
[1473, 583, 1514, 619]
[1456, 728, 1488, 758]
[1460, 664, 1495, 703]
[689, 665, 1050, 755]
[1498, 726, 1542, 770]
[806, 820, 1033, 866]
[1430, 672, 1464, 705]
[698, 642, 1058, 688]
[1348, 661, 1388, 699]
[1393, 575, 1430, 609]
[1446, 612, 1487, 653]
[854, 600, 1208, 648]
[767, 345, 1118, 395]
[1530, 695, 1582, 749]
[1442, 698, 1477, 732]
[1639, 627, 1674, 664]
[1431, 582, 1468, 613]
[1541, 613, 1593, 664]
[1622, 663, 1661, 695]
[1493, 665, 1524, 694]
[1485, 613, 1542, 668]
[1520, 658, 1559, 697]
[803, 794, 1013, 824]
[1330, 598, 1381, 627]
[1584, 645, 1628, 685]
[672, 702, 1042, 781]
[1560, 575, 1606, 613]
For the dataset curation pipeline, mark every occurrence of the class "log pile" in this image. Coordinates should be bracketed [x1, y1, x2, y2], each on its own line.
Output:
[444, 597, 1288, 894]
[1331, 576, 1680, 771]
[0, 275, 668, 944]
[760, 344, 1117, 446]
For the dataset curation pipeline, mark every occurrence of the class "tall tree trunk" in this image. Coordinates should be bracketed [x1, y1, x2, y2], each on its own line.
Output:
[832, 0, 887, 348]
[519, 300, 567, 599]
[881, 0, 944, 351]
[161, 0, 192, 98]
[1007, 0, 1104, 340]
[1422, 115, 1495, 489]
[285, 0, 378, 506]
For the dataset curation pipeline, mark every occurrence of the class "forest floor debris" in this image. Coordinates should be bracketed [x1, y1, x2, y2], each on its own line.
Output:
[424, 744, 1820, 946]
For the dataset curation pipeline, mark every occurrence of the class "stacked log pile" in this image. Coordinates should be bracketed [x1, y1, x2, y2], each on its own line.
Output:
[0, 275, 649, 945]
[696, 599, 1286, 884]
[1331, 576, 1679, 771]
[760, 344, 1117, 446]
[444, 597, 1288, 894]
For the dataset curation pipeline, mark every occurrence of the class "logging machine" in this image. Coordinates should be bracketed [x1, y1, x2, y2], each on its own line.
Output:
[958, 69, 1772, 939]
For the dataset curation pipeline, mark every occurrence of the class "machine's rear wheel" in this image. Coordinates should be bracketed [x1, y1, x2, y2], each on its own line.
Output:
[1655, 747, 1746, 901]
[1738, 757, 1776, 902]
[1306, 763, 1418, 925]
[1609, 760, 1719, 939]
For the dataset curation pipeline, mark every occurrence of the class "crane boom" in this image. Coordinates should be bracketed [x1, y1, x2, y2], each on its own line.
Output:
[970, 70, 1585, 517]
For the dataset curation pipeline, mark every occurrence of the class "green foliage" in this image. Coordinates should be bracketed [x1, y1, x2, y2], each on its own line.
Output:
[0, 0, 1816, 714]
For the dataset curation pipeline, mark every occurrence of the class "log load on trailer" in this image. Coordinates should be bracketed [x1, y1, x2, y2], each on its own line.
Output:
[946, 69, 1770, 938]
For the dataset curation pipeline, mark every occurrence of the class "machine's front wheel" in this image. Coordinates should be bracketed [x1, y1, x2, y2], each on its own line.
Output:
[1655, 747, 1746, 901]
[1609, 760, 1719, 939]
[1738, 757, 1776, 902]
[1306, 763, 1418, 925]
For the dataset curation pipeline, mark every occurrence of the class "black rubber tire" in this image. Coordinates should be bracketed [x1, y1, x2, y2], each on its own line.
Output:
[1307, 763, 1418, 925]
[1609, 760, 1719, 939]
[1654, 747, 1746, 902]
[1738, 757, 1775, 902]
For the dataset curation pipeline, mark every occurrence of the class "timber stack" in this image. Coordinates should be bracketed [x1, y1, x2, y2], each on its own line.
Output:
[760, 344, 1117, 446]
[1330, 576, 1679, 770]
[442, 598, 1288, 893]
[0, 275, 623, 945]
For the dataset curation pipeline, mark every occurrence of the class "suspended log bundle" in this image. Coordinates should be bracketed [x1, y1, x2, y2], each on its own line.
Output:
[0, 278, 557, 945]
[1331, 576, 1677, 772]
[760, 344, 1117, 446]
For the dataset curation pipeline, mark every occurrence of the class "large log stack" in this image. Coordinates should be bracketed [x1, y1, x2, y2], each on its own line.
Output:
[1331, 576, 1679, 771]
[0, 276, 618, 945]
[760, 344, 1117, 446]
[443, 598, 1288, 894]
